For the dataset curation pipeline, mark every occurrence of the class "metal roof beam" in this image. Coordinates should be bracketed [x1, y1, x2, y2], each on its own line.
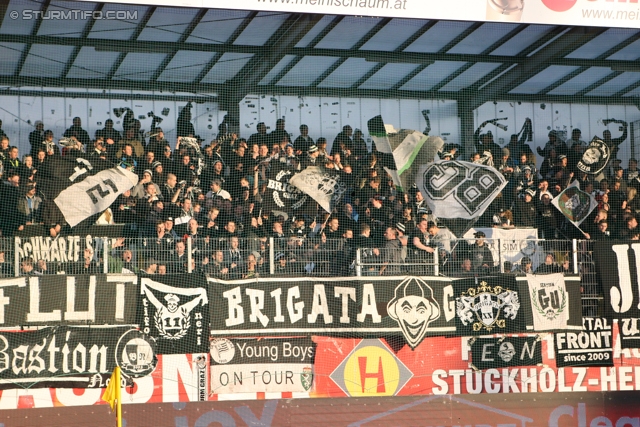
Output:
[464, 26, 609, 110]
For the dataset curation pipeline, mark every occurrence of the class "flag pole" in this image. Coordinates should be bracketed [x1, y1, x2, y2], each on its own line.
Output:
[115, 366, 122, 427]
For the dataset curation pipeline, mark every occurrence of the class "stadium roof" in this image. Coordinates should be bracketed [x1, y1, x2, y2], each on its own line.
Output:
[1, 1, 640, 108]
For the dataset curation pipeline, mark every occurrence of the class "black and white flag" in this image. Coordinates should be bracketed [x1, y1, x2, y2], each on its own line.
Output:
[289, 166, 347, 213]
[551, 181, 598, 228]
[526, 273, 570, 331]
[454, 277, 526, 336]
[471, 337, 542, 370]
[367, 115, 444, 193]
[577, 137, 610, 176]
[555, 317, 614, 367]
[39, 154, 138, 227]
[416, 160, 507, 219]
[137, 274, 209, 354]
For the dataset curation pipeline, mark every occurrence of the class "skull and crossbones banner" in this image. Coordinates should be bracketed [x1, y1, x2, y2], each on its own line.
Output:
[137, 274, 209, 355]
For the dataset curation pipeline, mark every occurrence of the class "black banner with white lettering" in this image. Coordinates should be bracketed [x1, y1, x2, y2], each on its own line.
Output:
[471, 337, 542, 370]
[555, 317, 614, 367]
[209, 337, 316, 394]
[209, 276, 458, 350]
[0, 275, 138, 327]
[594, 241, 640, 348]
[137, 274, 209, 355]
[0, 326, 134, 390]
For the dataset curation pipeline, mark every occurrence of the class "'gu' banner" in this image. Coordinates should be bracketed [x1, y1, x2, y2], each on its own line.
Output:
[594, 241, 640, 348]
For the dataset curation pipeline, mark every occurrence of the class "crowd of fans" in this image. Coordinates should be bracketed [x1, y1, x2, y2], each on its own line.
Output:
[0, 104, 632, 278]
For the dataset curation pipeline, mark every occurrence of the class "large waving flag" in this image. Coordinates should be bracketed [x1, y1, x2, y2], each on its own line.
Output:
[289, 166, 347, 213]
[38, 153, 138, 227]
[367, 115, 444, 192]
[551, 181, 598, 229]
[416, 160, 507, 219]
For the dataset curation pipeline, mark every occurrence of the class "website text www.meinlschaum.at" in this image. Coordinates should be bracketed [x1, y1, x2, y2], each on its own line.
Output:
[582, 7, 640, 21]
[257, 0, 409, 11]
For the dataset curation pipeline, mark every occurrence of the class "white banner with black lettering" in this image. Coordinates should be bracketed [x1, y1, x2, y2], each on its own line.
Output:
[209, 337, 315, 394]
[527, 273, 570, 331]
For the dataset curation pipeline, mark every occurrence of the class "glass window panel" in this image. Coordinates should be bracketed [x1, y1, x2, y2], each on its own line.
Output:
[66, 47, 120, 79]
[360, 19, 427, 52]
[37, 1, 96, 38]
[404, 21, 474, 53]
[137, 7, 200, 42]
[1, 0, 44, 35]
[547, 67, 614, 95]
[19, 44, 75, 77]
[295, 15, 336, 48]
[358, 63, 420, 90]
[259, 55, 297, 85]
[157, 51, 217, 82]
[112, 52, 167, 81]
[439, 62, 502, 91]
[317, 58, 379, 88]
[607, 38, 640, 61]
[276, 56, 339, 87]
[448, 23, 518, 55]
[509, 65, 580, 94]
[586, 72, 640, 96]
[565, 28, 639, 59]
[233, 12, 290, 46]
[400, 61, 467, 91]
[186, 9, 250, 44]
[315, 17, 383, 50]
[490, 25, 554, 56]
[0, 43, 25, 75]
[200, 53, 253, 84]
[88, 4, 148, 40]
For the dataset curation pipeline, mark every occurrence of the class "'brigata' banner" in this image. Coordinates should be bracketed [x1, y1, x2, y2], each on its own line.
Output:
[0, 326, 139, 390]
[0, 275, 138, 327]
[208, 275, 582, 350]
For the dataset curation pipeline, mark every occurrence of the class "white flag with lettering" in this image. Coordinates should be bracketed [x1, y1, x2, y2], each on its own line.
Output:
[527, 273, 569, 331]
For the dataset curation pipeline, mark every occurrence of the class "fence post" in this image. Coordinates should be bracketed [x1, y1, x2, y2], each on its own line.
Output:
[187, 237, 193, 273]
[13, 237, 19, 277]
[355, 249, 362, 277]
[433, 249, 439, 276]
[103, 238, 109, 274]
[572, 239, 578, 275]
[498, 238, 503, 273]
[269, 237, 275, 275]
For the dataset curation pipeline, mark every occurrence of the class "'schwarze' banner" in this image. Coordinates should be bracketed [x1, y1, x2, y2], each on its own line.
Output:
[594, 241, 640, 348]
[138, 274, 209, 355]
[555, 317, 614, 368]
[210, 337, 315, 394]
[470, 336, 542, 370]
[0, 326, 141, 390]
[417, 160, 507, 220]
[551, 181, 598, 228]
[367, 115, 443, 193]
[0, 275, 138, 327]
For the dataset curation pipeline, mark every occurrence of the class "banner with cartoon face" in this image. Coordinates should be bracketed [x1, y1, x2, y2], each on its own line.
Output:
[138, 274, 209, 354]
[577, 137, 610, 175]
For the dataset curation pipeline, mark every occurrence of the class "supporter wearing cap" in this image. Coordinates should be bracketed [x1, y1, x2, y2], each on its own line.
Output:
[300, 144, 320, 169]
[468, 230, 494, 271]
[514, 187, 537, 227]
[496, 147, 515, 178]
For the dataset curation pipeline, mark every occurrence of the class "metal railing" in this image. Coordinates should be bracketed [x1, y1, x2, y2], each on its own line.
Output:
[11, 235, 603, 315]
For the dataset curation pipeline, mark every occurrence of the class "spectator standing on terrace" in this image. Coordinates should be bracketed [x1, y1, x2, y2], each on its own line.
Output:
[332, 125, 353, 157]
[29, 121, 45, 158]
[426, 221, 456, 255]
[380, 227, 403, 276]
[96, 119, 121, 144]
[513, 256, 534, 275]
[270, 119, 289, 147]
[603, 119, 628, 160]
[63, 117, 91, 150]
[294, 124, 314, 155]
[537, 193, 558, 239]
[535, 253, 562, 274]
[468, 231, 494, 272]
[514, 188, 537, 227]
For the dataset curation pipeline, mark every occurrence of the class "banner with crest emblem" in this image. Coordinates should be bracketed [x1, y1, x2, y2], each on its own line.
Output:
[137, 274, 209, 355]
[454, 277, 526, 335]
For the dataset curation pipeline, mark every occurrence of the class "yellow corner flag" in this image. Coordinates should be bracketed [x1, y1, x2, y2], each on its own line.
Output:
[102, 366, 122, 427]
